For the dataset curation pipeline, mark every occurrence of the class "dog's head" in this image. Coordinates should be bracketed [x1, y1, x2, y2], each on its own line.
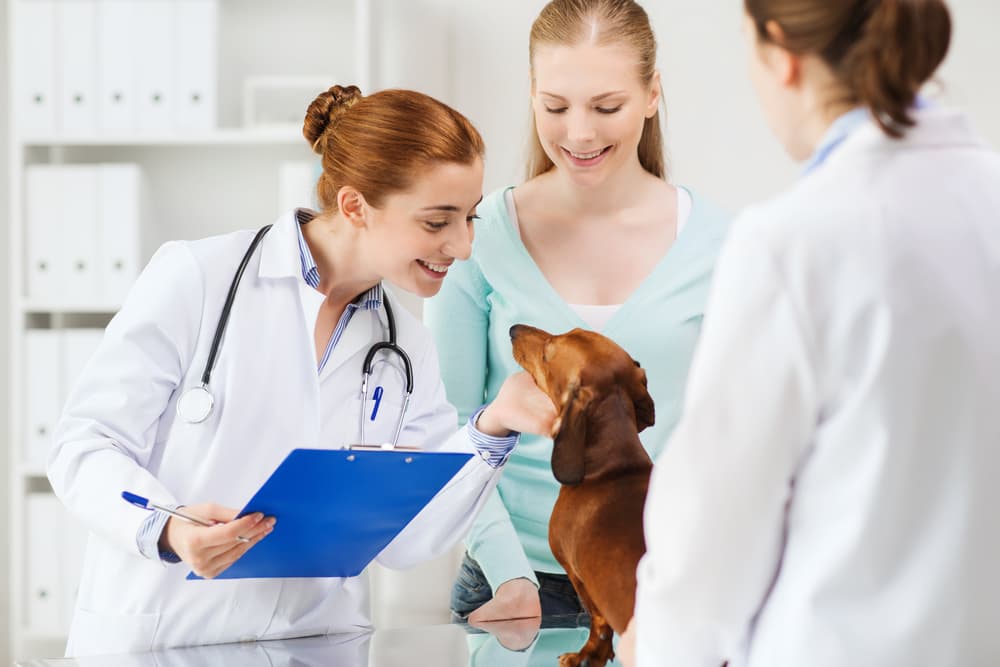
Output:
[510, 324, 655, 485]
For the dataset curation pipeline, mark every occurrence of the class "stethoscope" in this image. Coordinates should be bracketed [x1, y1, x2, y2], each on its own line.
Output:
[175, 224, 414, 448]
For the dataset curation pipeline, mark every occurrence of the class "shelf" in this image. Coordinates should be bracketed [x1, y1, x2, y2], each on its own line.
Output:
[20, 126, 306, 147]
[21, 628, 68, 643]
[19, 464, 48, 479]
[20, 302, 121, 315]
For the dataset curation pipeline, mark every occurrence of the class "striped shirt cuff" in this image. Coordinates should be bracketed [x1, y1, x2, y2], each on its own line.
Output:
[467, 405, 519, 468]
[137, 506, 182, 564]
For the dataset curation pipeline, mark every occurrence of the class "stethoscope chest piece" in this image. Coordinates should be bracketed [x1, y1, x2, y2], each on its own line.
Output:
[177, 384, 214, 424]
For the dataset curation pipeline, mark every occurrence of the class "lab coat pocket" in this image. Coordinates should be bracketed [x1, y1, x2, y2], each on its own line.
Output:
[68, 607, 159, 655]
[353, 395, 406, 446]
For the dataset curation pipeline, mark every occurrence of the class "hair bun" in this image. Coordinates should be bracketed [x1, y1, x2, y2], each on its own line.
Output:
[303, 84, 364, 154]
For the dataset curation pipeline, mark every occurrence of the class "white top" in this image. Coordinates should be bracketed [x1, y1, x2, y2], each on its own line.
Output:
[505, 186, 692, 331]
[635, 107, 1000, 666]
[567, 303, 621, 331]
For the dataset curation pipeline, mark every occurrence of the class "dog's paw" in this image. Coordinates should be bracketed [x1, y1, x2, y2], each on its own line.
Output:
[558, 652, 585, 667]
[558, 652, 609, 667]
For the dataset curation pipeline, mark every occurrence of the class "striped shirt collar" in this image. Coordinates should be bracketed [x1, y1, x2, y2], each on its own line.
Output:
[294, 208, 382, 310]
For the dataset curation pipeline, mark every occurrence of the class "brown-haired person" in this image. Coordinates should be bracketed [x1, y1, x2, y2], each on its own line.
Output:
[425, 0, 731, 627]
[620, 1, 1000, 666]
[47, 85, 556, 656]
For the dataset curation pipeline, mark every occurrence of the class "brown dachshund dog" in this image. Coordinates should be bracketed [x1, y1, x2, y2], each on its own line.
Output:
[511, 324, 654, 667]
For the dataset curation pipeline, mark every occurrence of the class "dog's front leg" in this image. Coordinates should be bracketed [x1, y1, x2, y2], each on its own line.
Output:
[558, 613, 615, 667]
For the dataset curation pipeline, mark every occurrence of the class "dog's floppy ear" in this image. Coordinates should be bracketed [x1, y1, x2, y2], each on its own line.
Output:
[550, 380, 593, 485]
[629, 366, 655, 432]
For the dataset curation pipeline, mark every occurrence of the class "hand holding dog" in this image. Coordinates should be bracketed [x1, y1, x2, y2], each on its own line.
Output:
[477, 371, 557, 438]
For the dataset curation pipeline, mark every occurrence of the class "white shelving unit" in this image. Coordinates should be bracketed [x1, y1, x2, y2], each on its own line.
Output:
[7, 0, 372, 661]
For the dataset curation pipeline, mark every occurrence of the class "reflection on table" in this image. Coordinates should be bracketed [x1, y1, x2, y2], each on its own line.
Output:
[15, 615, 622, 667]
[466, 615, 623, 667]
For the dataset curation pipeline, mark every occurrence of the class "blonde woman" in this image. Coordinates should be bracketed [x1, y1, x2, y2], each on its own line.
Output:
[426, 0, 729, 624]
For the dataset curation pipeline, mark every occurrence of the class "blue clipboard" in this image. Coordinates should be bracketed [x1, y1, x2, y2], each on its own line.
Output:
[187, 447, 473, 580]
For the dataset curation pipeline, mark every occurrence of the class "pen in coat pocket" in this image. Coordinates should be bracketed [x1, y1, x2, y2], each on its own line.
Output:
[370, 385, 384, 421]
[121, 491, 252, 543]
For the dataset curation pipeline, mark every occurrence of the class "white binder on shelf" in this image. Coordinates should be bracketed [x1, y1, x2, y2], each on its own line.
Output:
[98, 164, 143, 305]
[59, 509, 91, 631]
[134, 0, 174, 132]
[61, 329, 106, 409]
[25, 165, 63, 304]
[60, 166, 102, 306]
[26, 494, 65, 635]
[56, 0, 100, 135]
[173, 0, 219, 131]
[97, 0, 137, 133]
[24, 330, 61, 469]
[15, 0, 57, 137]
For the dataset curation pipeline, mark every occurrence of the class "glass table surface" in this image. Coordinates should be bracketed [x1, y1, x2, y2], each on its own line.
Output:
[15, 616, 624, 667]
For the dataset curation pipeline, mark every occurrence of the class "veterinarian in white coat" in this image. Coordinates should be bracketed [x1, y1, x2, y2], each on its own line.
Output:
[619, 2, 1000, 666]
[47, 86, 556, 657]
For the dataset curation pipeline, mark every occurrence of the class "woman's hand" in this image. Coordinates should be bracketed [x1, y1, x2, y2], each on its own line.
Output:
[158, 503, 275, 579]
[468, 577, 542, 624]
[476, 371, 557, 437]
[468, 615, 542, 651]
[618, 616, 637, 667]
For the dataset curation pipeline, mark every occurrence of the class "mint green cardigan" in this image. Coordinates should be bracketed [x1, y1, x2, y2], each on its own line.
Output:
[424, 186, 730, 588]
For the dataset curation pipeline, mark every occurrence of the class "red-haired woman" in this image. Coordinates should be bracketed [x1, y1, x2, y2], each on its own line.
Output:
[48, 85, 556, 656]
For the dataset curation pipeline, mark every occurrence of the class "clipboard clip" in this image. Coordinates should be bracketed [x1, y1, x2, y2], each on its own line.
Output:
[342, 443, 422, 451]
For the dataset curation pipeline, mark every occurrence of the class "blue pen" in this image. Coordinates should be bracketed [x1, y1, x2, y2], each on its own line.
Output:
[370, 385, 384, 421]
[122, 491, 251, 543]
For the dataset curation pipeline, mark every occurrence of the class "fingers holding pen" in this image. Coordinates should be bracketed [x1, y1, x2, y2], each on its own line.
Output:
[198, 528, 274, 579]
[159, 503, 276, 579]
[186, 515, 276, 579]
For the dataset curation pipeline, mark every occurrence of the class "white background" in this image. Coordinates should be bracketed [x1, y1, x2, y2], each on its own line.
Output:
[2, 0, 999, 663]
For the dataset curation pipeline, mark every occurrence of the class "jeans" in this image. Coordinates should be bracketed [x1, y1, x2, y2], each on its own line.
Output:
[450, 552, 590, 626]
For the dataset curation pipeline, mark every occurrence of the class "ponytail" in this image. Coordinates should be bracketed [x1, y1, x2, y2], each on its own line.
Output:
[745, 0, 952, 138]
[843, 0, 951, 137]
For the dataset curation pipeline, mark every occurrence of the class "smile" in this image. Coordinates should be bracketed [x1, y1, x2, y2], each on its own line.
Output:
[417, 259, 450, 275]
[562, 146, 612, 165]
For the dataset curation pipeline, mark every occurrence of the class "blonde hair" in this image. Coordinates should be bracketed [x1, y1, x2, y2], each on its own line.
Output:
[527, 0, 666, 180]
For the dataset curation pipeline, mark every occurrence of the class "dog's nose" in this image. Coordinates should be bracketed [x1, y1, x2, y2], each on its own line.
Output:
[509, 324, 526, 341]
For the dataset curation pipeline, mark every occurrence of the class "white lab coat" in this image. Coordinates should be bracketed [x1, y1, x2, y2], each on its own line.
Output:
[48, 210, 503, 656]
[635, 107, 1000, 666]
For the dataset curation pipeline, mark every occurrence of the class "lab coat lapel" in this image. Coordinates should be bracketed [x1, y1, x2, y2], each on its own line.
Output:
[259, 209, 303, 280]
[319, 306, 382, 382]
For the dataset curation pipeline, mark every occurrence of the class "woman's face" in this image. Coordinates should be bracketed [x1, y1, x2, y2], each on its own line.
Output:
[364, 158, 484, 298]
[531, 41, 660, 186]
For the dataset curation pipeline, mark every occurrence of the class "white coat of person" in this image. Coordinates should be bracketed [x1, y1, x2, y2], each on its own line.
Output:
[47, 85, 557, 657]
[618, 1, 1000, 666]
